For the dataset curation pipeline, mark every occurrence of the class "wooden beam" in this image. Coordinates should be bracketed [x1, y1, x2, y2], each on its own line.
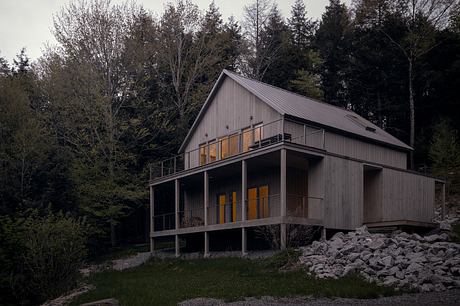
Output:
[242, 160, 247, 221]
[175, 235, 180, 257]
[150, 186, 154, 254]
[204, 231, 209, 257]
[175, 179, 179, 230]
[204, 171, 209, 226]
[242, 227, 247, 256]
[280, 149, 287, 217]
[441, 183, 446, 220]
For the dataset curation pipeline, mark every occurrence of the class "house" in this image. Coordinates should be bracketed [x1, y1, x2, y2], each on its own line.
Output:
[148, 69, 445, 256]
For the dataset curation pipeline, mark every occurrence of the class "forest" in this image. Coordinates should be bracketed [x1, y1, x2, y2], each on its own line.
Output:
[0, 0, 459, 304]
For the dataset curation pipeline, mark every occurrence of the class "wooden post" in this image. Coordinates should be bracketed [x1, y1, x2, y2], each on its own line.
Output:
[280, 224, 287, 250]
[175, 179, 179, 229]
[150, 185, 154, 254]
[280, 149, 287, 217]
[242, 227, 247, 256]
[175, 235, 180, 257]
[242, 160, 247, 221]
[303, 124, 307, 145]
[441, 182, 446, 220]
[204, 171, 209, 226]
[322, 129, 325, 149]
[204, 232, 209, 257]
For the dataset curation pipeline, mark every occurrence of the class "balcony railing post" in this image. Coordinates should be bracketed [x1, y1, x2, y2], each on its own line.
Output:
[322, 129, 325, 149]
[303, 124, 307, 145]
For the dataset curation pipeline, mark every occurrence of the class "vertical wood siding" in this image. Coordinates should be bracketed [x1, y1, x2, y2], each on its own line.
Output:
[323, 156, 363, 230]
[185, 77, 281, 168]
[381, 168, 435, 222]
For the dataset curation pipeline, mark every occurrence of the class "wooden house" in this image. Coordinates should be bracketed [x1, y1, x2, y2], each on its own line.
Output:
[149, 70, 444, 256]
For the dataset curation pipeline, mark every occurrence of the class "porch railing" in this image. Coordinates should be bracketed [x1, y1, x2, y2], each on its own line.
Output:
[152, 194, 323, 232]
[149, 119, 325, 180]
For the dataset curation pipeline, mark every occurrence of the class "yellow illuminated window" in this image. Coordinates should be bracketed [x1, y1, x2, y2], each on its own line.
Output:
[209, 142, 217, 162]
[254, 123, 263, 142]
[199, 144, 207, 165]
[220, 137, 228, 159]
[229, 133, 239, 156]
[242, 127, 252, 152]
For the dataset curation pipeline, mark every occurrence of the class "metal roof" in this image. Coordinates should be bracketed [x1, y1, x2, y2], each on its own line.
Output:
[179, 70, 412, 153]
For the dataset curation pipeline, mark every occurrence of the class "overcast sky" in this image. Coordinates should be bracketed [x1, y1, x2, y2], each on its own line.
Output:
[0, 0, 345, 63]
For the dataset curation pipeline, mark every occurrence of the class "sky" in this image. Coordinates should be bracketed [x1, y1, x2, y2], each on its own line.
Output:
[0, 0, 342, 63]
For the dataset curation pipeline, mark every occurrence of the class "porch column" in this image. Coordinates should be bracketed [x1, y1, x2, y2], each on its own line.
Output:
[204, 171, 209, 226]
[280, 149, 287, 250]
[175, 179, 180, 257]
[441, 182, 446, 220]
[175, 235, 180, 257]
[242, 160, 247, 221]
[204, 232, 210, 257]
[242, 228, 247, 256]
[150, 185, 154, 254]
[242, 160, 248, 255]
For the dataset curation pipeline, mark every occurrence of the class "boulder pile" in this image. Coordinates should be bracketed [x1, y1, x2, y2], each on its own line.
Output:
[299, 226, 460, 292]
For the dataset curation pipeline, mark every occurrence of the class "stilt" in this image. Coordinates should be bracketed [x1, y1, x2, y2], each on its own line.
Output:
[321, 227, 327, 241]
[280, 224, 287, 250]
[242, 227, 247, 256]
[204, 231, 210, 257]
[150, 237, 154, 255]
[175, 235, 180, 257]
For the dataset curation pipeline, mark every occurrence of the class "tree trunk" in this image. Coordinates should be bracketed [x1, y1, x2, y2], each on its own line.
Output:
[408, 59, 415, 170]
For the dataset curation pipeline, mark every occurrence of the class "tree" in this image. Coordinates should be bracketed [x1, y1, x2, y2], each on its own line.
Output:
[259, 5, 293, 87]
[429, 119, 460, 194]
[241, 0, 274, 79]
[378, 0, 459, 168]
[315, 0, 353, 108]
[49, 0, 147, 246]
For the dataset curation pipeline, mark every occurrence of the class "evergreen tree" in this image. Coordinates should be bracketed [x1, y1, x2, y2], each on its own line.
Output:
[315, 0, 352, 107]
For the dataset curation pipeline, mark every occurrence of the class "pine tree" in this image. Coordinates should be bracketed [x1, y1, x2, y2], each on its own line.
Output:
[315, 0, 352, 108]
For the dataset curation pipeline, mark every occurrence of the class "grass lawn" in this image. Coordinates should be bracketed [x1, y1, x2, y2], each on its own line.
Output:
[72, 251, 397, 306]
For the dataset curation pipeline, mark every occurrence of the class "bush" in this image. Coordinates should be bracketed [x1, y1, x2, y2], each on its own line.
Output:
[0, 211, 87, 304]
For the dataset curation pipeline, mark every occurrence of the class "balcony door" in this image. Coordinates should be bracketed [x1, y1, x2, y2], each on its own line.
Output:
[218, 194, 226, 224]
[247, 185, 269, 220]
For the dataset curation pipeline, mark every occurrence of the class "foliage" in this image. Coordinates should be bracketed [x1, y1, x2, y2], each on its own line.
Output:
[72, 257, 396, 306]
[429, 119, 460, 194]
[254, 225, 320, 249]
[0, 211, 87, 305]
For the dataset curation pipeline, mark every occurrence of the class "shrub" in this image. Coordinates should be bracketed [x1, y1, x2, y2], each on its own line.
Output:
[0, 211, 87, 304]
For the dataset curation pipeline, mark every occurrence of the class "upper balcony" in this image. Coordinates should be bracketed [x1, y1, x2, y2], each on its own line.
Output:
[149, 118, 325, 181]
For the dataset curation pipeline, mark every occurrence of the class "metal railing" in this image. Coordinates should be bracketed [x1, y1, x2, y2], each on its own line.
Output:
[286, 194, 323, 219]
[149, 119, 325, 181]
[153, 212, 175, 231]
[152, 193, 323, 232]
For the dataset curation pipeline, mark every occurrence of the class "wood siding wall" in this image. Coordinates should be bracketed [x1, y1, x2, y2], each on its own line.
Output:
[381, 168, 435, 222]
[185, 77, 281, 168]
[323, 156, 364, 230]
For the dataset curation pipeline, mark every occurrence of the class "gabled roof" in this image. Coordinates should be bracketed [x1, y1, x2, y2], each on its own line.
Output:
[179, 69, 412, 153]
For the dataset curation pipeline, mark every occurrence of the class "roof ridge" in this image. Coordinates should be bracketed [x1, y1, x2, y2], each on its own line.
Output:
[223, 69, 354, 114]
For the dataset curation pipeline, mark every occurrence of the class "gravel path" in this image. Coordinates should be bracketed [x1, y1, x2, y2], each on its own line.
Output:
[179, 289, 460, 306]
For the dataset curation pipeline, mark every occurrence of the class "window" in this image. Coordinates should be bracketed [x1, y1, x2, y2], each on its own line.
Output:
[231, 191, 237, 222]
[229, 133, 239, 156]
[218, 194, 226, 224]
[209, 142, 217, 162]
[254, 123, 263, 143]
[220, 137, 229, 159]
[199, 144, 207, 166]
[242, 127, 252, 152]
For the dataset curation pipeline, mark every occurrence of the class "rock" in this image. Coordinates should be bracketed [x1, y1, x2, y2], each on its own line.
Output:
[355, 225, 369, 235]
[381, 255, 393, 267]
[368, 239, 385, 250]
[439, 221, 452, 231]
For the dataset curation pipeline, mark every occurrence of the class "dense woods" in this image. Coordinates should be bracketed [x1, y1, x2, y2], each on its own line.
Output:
[1, 0, 459, 304]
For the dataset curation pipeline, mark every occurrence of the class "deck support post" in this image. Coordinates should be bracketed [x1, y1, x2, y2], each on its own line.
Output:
[204, 231, 210, 257]
[242, 160, 247, 221]
[175, 179, 180, 229]
[150, 186, 154, 254]
[175, 235, 180, 257]
[321, 227, 327, 241]
[280, 149, 287, 250]
[280, 224, 287, 250]
[204, 171, 209, 226]
[441, 182, 446, 220]
[242, 227, 247, 256]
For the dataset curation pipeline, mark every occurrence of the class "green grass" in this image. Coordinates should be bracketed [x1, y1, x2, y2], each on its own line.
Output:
[73, 253, 397, 306]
